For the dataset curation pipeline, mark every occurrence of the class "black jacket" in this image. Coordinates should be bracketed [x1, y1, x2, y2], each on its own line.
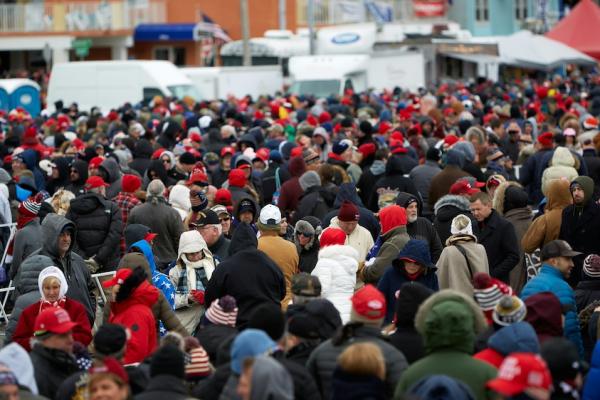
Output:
[433, 194, 480, 245]
[388, 327, 425, 365]
[66, 192, 123, 271]
[294, 186, 333, 223]
[356, 163, 385, 207]
[583, 149, 600, 199]
[195, 323, 238, 363]
[209, 234, 230, 264]
[261, 163, 291, 205]
[368, 155, 421, 212]
[134, 374, 190, 400]
[273, 350, 322, 400]
[575, 279, 600, 316]
[31, 345, 79, 399]
[65, 159, 88, 197]
[477, 209, 520, 283]
[129, 139, 154, 176]
[204, 243, 285, 327]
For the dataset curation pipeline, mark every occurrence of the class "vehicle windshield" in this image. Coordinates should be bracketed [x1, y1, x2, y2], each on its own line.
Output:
[167, 84, 202, 100]
[289, 80, 341, 98]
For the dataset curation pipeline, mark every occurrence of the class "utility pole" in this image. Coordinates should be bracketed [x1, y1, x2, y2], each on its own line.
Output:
[279, 0, 286, 30]
[241, 0, 251, 66]
[308, 0, 316, 55]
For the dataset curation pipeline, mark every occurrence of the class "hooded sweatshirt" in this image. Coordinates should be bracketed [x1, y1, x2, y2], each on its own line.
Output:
[99, 158, 122, 199]
[541, 147, 578, 196]
[169, 184, 191, 220]
[250, 355, 294, 400]
[130, 239, 176, 310]
[66, 159, 88, 197]
[473, 322, 540, 368]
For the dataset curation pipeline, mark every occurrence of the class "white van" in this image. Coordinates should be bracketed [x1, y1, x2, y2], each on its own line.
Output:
[47, 60, 200, 113]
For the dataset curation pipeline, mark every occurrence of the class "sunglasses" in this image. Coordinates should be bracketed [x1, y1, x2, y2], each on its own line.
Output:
[297, 231, 314, 238]
[219, 217, 231, 222]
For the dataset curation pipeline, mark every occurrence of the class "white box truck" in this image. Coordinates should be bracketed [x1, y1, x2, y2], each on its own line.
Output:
[46, 60, 200, 113]
[181, 65, 284, 99]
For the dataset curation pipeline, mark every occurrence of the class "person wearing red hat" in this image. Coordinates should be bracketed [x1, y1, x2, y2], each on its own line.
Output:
[486, 353, 552, 400]
[520, 132, 556, 205]
[66, 175, 123, 272]
[9, 193, 44, 280]
[29, 307, 81, 398]
[277, 156, 307, 220]
[104, 267, 159, 364]
[210, 146, 235, 189]
[88, 156, 105, 177]
[87, 357, 130, 400]
[113, 174, 142, 253]
[312, 227, 360, 323]
[327, 200, 374, 262]
[307, 284, 408, 400]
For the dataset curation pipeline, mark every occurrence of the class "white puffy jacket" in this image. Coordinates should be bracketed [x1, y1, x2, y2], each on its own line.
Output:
[311, 244, 359, 324]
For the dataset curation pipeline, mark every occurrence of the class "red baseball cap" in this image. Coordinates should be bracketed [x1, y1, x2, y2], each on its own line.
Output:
[449, 180, 480, 196]
[457, 176, 485, 188]
[487, 353, 552, 396]
[351, 284, 386, 321]
[34, 307, 78, 336]
[85, 176, 109, 190]
[90, 357, 129, 383]
[186, 171, 209, 186]
[102, 268, 133, 288]
[220, 146, 235, 157]
[189, 132, 202, 143]
[89, 156, 105, 169]
[255, 147, 270, 162]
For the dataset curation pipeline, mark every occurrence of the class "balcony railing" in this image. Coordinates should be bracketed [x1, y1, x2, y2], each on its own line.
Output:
[296, 0, 414, 26]
[0, 0, 166, 34]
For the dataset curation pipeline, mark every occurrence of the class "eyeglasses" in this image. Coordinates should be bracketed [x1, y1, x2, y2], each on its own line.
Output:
[296, 231, 314, 238]
[161, 159, 170, 164]
[219, 217, 230, 222]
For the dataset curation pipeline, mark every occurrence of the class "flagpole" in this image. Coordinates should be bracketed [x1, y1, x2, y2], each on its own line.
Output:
[241, 0, 251, 66]
[308, 0, 316, 55]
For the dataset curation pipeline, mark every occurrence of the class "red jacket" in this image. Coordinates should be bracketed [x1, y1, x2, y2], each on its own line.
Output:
[109, 281, 159, 364]
[12, 298, 92, 351]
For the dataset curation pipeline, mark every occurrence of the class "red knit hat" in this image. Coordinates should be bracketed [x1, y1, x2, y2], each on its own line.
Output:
[319, 227, 346, 248]
[215, 188, 232, 206]
[89, 156, 104, 169]
[228, 169, 247, 188]
[338, 200, 359, 222]
[23, 126, 39, 145]
[121, 174, 141, 193]
[350, 285, 386, 325]
[537, 132, 554, 148]
[151, 148, 165, 160]
[379, 205, 407, 235]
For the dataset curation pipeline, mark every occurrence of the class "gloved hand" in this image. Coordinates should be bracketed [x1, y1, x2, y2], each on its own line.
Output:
[85, 257, 100, 274]
[190, 290, 205, 305]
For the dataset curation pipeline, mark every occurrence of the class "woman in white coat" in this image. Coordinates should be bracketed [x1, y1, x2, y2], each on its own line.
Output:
[311, 227, 359, 323]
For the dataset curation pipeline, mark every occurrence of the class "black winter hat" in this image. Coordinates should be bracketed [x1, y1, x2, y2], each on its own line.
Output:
[124, 224, 151, 249]
[540, 337, 584, 382]
[426, 147, 441, 162]
[395, 282, 434, 327]
[150, 344, 185, 379]
[288, 313, 321, 340]
[247, 303, 285, 341]
[503, 186, 529, 214]
[94, 324, 127, 356]
[179, 152, 196, 166]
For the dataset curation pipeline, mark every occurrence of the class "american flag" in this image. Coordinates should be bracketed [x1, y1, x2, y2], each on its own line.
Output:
[197, 13, 232, 44]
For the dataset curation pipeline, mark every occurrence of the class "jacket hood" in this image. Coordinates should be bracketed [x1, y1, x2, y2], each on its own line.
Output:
[318, 244, 360, 265]
[70, 159, 89, 185]
[492, 181, 528, 215]
[415, 289, 487, 354]
[250, 355, 293, 400]
[550, 147, 575, 168]
[573, 175, 595, 205]
[333, 183, 364, 208]
[229, 222, 258, 255]
[393, 239, 433, 269]
[126, 242, 157, 277]
[395, 191, 422, 215]
[41, 213, 75, 257]
[38, 266, 69, 300]
[125, 224, 151, 250]
[379, 205, 407, 235]
[545, 179, 572, 211]
[408, 374, 475, 400]
[524, 292, 563, 339]
[18, 149, 38, 170]
[488, 321, 540, 356]
[233, 195, 259, 221]
[177, 230, 210, 261]
[293, 218, 321, 250]
[385, 155, 405, 175]
[288, 156, 307, 177]
[0, 343, 38, 395]
[434, 194, 471, 217]
[17, 255, 55, 294]
[99, 158, 121, 183]
[134, 139, 153, 159]
[238, 132, 258, 149]
[168, 184, 191, 216]
[52, 157, 71, 184]
[69, 192, 105, 215]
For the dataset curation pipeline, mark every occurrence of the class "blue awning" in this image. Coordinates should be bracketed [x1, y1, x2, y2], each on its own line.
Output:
[134, 24, 199, 42]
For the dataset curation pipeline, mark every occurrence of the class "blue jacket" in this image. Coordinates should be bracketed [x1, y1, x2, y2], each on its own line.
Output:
[130, 239, 175, 309]
[583, 340, 600, 400]
[488, 321, 540, 355]
[521, 264, 584, 357]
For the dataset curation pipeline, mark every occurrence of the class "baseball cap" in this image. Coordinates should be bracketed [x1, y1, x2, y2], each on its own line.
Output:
[186, 170, 209, 186]
[258, 204, 282, 226]
[220, 146, 235, 157]
[85, 176, 109, 190]
[449, 180, 480, 196]
[90, 357, 129, 383]
[457, 176, 485, 188]
[540, 240, 581, 261]
[34, 307, 78, 336]
[487, 353, 552, 396]
[350, 284, 386, 324]
[191, 209, 220, 228]
[211, 204, 229, 217]
[292, 273, 322, 297]
[102, 268, 133, 288]
[238, 198, 255, 214]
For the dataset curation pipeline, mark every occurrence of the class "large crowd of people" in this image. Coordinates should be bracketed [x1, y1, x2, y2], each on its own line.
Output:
[0, 74, 600, 399]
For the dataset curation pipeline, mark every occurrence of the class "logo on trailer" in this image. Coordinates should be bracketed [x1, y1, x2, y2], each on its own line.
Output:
[331, 33, 360, 45]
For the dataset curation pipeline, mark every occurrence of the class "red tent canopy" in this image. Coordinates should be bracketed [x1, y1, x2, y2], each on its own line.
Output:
[546, 0, 600, 60]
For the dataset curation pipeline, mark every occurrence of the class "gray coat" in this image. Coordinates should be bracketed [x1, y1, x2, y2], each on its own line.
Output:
[127, 197, 184, 266]
[10, 218, 43, 281]
[409, 160, 441, 217]
[307, 324, 408, 399]
[5, 254, 54, 342]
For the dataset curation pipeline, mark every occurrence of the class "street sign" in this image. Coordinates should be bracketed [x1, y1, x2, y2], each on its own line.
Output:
[72, 39, 92, 58]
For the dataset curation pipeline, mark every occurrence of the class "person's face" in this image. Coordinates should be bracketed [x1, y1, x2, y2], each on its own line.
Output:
[89, 167, 99, 177]
[404, 261, 422, 275]
[237, 365, 252, 400]
[58, 231, 72, 257]
[198, 225, 219, 246]
[89, 377, 128, 400]
[572, 186, 585, 205]
[279, 218, 288, 235]
[11, 159, 24, 174]
[69, 167, 79, 182]
[552, 256, 575, 278]
[42, 331, 74, 353]
[42, 278, 61, 302]
[51, 167, 60, 179]
[222, 155, 232, 169]
[297, 232, 312, 246]
[470, 199, 492, 222]
[160, 157, 171, 170]
[239, 211, 253, 224]
[0, 384, 19, 400]
[186, 251, 203, 262]
[406, 202, 418, 223]
[253, 160, 266, 172]
[338, 220, 357, 235]
[313, 136, 325, 146]
[219, 213, 231, 234]
[306, 159, 322, 171]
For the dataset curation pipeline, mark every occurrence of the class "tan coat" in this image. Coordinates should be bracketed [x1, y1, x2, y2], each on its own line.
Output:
[521, 179, 572, 253]
[258, 231, 299, 309]
[436, 234, 489, 297]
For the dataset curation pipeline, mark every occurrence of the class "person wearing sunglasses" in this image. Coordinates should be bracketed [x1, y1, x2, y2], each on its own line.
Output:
[211, 204, 232, 238]
[193, 209, 230, 264]
[293, 217, 322, 274]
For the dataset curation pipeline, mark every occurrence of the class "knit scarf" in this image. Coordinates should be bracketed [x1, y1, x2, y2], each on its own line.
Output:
[175, 263, 208, 295]
[17, 214, 36, 229]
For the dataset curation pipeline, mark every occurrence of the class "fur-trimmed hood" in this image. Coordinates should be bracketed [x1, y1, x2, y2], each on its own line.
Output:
[415, 289, 487, 354]
[492, 181, 523, 215]
[433, 194, 471, 216]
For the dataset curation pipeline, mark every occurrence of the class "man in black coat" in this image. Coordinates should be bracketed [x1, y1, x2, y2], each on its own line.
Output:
[65, 176, 123, 272]
[368, 154, 421, 212]
[560, 176, 600, 286]
[582, 139, 600, 198]
[470, 192, 520, 283]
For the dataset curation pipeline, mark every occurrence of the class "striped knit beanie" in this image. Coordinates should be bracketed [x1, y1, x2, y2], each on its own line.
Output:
[492, 296, 527, 326]
[205, 296, 238, 327]
[472, 272, 512, 311]
[185, 346, 212, 379]
[583, 254, 600, 278]
[18, 193, 43, 217]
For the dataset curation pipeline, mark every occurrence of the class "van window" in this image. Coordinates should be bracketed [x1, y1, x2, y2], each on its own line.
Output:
[344, 79, 354, 93]
[143, 87, 165, 101]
